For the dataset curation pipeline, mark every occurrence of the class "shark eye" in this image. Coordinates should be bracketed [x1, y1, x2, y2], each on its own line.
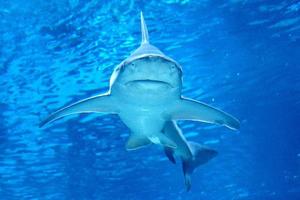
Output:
[129, 62, 136, 71]
[170, 64, 176, 72]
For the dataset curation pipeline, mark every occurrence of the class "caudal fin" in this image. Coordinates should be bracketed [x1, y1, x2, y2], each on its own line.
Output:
[182, 142, 218, 191]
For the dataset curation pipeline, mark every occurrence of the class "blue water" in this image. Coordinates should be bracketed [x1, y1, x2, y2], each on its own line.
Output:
[1, 0, 300, 199]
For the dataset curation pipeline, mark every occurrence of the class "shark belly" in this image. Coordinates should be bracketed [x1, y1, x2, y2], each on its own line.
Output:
[118, 106, 165, 137]
[116, 92, 178, 150]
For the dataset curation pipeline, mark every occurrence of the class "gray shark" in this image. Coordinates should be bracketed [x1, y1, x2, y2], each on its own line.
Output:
[40, 12, 240, 190]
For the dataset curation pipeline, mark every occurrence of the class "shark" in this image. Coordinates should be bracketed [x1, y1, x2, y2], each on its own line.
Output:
[40, 12, 240, 191]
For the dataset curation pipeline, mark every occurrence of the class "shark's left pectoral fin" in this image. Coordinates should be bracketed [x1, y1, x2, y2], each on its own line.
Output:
[40, 94, 118, 127]
[169, 98, 240, 130]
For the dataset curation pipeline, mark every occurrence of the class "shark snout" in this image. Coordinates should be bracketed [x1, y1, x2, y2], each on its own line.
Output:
[127, 56, 177, 76]
[119, 56, 181, 90]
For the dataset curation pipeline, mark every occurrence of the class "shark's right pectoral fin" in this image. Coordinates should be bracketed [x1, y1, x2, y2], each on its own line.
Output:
[40, 94, 118, 127]
[169, 98, 240, 130]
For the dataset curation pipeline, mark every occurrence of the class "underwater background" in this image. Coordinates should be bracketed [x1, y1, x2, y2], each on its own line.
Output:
[0, 0, 300, 199]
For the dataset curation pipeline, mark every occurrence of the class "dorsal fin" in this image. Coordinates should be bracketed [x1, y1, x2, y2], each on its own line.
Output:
[140, 12, 149, 44]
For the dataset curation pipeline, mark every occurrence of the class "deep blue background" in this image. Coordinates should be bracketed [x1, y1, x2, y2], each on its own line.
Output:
[0, 0, 299, 199]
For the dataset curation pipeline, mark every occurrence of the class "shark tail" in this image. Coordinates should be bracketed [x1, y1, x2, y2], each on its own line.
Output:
[182, 142, 218, 191]
[140, 11, 149, 44]
[164, 141, 218, 191]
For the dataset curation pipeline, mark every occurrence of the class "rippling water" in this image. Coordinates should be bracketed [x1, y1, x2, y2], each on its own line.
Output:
[1, 0, 300, 199]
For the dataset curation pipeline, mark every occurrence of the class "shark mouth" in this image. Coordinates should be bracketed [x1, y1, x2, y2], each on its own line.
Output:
[125, 79, 173, 88]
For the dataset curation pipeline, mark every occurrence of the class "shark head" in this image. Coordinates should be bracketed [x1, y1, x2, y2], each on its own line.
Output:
[110, 12, 183, 94]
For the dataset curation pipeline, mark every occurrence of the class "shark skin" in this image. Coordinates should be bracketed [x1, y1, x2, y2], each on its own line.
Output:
[40, 12, 240, 190]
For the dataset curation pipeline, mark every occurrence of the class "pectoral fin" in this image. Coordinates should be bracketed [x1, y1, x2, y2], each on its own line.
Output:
[40, 93, 118, 127]
[169, 98, 240, 130]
